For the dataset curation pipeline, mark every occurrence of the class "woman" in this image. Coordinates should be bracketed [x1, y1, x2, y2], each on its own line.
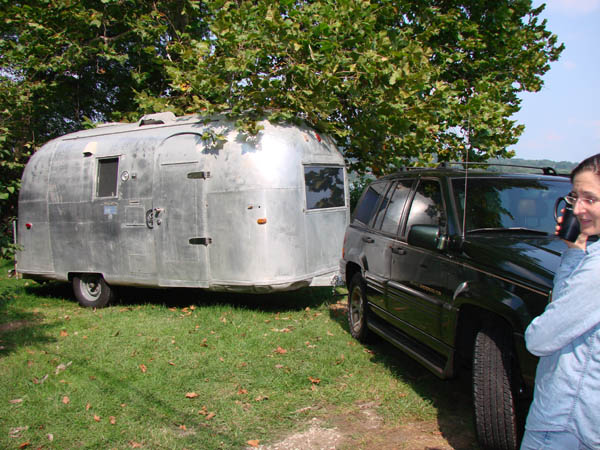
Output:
[520, 153, 600, 449]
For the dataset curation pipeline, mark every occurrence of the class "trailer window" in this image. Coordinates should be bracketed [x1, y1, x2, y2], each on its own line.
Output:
[304, 166, 345, 210]
[96, 157, 119, 198]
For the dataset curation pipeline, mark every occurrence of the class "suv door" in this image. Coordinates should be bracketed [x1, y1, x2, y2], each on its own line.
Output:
[387, 178, 452, 351]
[352, 179, 413, 311]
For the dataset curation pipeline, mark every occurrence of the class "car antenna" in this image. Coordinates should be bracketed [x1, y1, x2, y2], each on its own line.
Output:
[461, 119, 471, 240]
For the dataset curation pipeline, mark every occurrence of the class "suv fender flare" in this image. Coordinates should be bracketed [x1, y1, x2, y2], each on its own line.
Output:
[451, 280, 532, 334]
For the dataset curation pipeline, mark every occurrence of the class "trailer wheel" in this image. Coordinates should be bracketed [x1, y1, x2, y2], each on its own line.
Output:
[472, 325, 519, 450]
[72, 274, 115, 308]
[347, 273, 371, 342]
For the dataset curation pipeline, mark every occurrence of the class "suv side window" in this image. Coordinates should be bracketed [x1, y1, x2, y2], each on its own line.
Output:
[376, 180, 414, 234]
[404, 179, 444, 234]
[353, 181, 389, 226]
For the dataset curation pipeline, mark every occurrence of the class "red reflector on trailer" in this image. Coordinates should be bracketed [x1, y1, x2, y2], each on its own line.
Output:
[315, 133, 321, 142]
[26, 223, 32, 229]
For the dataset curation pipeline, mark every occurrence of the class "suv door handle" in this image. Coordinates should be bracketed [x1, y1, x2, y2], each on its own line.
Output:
[391, 247, 406, 255]
[362, 236, 374, 243]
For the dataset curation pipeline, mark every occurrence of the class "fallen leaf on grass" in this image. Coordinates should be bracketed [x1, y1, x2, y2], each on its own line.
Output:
[60, 330, 68, 337]
[185, 392, 199, 399]
[18, 441, 30, 449]
[55, 361, 72, 375]
[129, 441, 143, 448]
[110, 416, 116, 425]
[247, 440, 259, 447]
[168, 361, 175, 366]
[139, 364, 147, 373]
[255, 395, 269, 402]
[47, 433, 54, 441]
[200, 338, 208, 347]
[9, 426, 28, 438]
[33, 374, 49, 384]
[308, 376, 321, 384]
[237, 388, 248, 395]
[274, 346, 287, 354]
[94, 415, 101, 422]
[10, 398, 23, 404]
[271, 327, 292, 333]
[198, 406, 216, 419]
[179, 424, 187, 431]
[86, 403, 92, 410]
[62, 396, 70, 404]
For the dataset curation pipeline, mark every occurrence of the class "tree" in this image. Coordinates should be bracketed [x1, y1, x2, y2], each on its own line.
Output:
[0, 0, 563, 253]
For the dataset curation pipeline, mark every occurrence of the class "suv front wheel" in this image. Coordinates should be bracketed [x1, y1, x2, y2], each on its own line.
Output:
[347, 273, 371, 342]
[472, 325, 519, 450]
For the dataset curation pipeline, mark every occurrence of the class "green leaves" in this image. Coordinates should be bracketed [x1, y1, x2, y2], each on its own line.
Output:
[0, 0, 564, 251]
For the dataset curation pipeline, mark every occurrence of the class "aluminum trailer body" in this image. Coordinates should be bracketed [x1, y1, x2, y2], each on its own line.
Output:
[17, 113, 349, 305]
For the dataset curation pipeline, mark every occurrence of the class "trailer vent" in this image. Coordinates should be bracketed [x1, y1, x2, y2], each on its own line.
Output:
[138, 112, 176, 127]
[189, 237, 212, 246]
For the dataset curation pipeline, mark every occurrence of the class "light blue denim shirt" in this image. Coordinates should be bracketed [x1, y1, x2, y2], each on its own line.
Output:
[524, 239, 600, 448]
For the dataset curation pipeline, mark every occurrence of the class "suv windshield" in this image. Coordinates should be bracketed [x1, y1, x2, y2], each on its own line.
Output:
[452, 177, 571, 235]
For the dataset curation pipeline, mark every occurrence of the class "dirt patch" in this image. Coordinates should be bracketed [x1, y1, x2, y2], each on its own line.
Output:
[0, 320, 32, 333]
[252, 402, 477, 450]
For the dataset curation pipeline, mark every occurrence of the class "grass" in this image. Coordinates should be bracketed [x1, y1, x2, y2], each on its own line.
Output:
[0, 260, 475, 449]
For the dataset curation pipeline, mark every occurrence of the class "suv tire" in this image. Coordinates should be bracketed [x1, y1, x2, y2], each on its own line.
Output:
[472, 325, 519, 450]
[347, 273, 371, 342]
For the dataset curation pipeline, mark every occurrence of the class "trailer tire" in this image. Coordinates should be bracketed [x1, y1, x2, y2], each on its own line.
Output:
[73, 274, 115, 308]
[472, 325, 519, 450]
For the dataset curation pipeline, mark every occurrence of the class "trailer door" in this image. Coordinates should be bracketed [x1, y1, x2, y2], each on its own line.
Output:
[153, 133, 210, 287]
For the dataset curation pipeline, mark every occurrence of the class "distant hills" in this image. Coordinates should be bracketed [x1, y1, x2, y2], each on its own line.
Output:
[486, 158, 576, 174]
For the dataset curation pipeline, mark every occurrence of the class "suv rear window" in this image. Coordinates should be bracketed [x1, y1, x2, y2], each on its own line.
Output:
[353, 181, 388, 225]
[376, 180, 414, 234]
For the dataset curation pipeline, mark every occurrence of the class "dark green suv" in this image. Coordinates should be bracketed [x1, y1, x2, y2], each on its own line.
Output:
[340, 165, 571, 450]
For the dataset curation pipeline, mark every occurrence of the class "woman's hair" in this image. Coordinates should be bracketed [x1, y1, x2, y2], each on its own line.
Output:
[571, 153, 600, 182]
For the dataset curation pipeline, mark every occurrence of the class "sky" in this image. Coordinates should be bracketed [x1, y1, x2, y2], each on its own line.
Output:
[510, 0, 600, 163]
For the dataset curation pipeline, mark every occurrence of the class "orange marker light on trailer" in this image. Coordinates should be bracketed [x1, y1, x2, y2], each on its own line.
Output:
[257, 218, 267, 225]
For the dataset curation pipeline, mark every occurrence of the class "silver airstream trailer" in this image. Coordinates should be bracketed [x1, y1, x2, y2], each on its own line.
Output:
[17, 112, 349, 307]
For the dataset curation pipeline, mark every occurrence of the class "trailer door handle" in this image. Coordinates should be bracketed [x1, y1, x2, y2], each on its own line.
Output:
[362, 236, 374, 243]
[145, 209, 154, 229]
[391, 246, 406, 255]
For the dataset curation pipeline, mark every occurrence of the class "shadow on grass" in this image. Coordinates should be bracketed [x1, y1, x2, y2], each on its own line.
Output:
[0, 285, 59, 356]
[327, 303, 480, 450]
[24, 280, 339, 313]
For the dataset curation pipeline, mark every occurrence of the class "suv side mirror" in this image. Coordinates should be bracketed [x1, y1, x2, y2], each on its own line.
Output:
[407, 225, 448, 251]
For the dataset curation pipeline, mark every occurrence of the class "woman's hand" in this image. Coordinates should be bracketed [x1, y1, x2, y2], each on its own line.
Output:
[556, 209, 587, 250]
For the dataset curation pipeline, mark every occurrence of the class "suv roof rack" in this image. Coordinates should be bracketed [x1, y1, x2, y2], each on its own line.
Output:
[437, 161, 560, 176]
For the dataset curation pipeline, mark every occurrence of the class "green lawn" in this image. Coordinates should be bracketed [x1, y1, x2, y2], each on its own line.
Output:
[0, 261, 474, 449]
